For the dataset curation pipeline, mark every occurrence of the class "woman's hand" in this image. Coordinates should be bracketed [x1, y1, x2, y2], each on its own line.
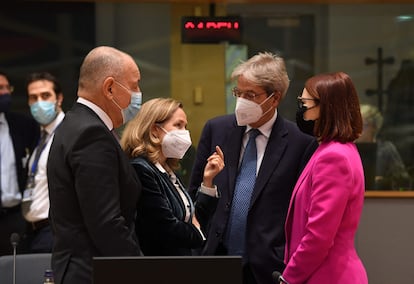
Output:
[202, 145, 225, 188]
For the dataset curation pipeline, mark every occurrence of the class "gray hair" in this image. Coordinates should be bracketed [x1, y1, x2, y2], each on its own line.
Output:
[231, 51, 290, 98]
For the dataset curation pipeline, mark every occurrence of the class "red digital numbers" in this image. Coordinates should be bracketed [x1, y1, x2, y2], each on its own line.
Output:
[181, 16, 242, 44]
[184, 21, 240, 30]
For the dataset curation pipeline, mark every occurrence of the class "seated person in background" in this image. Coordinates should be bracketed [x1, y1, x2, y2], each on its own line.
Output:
[357, 104, 411, 190]
[120, 97, 225, 256]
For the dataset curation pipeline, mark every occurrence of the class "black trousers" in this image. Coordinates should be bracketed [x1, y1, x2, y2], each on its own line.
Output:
[24, 224, 53, 253]
[216, 242, 258, 284]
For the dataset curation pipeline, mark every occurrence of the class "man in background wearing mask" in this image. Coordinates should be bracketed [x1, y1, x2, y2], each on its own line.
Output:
[0, 71, 39, 256]
[22, 72, 64, 253]
[47, 46, 142, 284]
[189, 52, 318, 284]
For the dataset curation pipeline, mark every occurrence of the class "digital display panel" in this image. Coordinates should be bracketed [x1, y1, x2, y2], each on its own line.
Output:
[181, 16, 242, 44]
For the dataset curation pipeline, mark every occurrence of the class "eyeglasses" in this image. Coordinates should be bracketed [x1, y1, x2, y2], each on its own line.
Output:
[0, 84, 14, 93]
[297, 96, 319, 108]
[232, 87, 269, 101]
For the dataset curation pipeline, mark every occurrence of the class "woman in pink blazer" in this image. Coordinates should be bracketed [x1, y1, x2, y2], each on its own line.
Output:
[277, 72, 368, 284]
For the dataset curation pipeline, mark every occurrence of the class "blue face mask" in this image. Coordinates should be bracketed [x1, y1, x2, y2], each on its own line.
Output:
[30, 101, 57, 125]
[123, 91, 142, 123]
[0, 94, 12, 113]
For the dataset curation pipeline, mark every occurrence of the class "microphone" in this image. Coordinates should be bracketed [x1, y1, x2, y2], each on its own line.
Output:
[272, 271, 282, 283]
[10, 233, 20, 284]
[10, 232, 20, 247]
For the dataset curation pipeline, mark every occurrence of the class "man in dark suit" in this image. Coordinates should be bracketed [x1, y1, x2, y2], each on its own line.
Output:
[47, 46, 142, 284]
[0, 71, 39, 256]
[189, 52, 318, 284]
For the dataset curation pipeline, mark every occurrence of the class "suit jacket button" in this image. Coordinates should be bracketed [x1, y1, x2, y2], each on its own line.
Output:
[226, 202, 230, 209]
[215, 231, 221, 238]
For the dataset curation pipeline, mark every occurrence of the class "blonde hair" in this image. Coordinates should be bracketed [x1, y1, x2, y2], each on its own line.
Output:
[360, 104, 383, 133]
[121, 97, 183, 169]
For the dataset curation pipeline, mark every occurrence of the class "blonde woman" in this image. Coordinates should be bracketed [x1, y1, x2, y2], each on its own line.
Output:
[121, 98, 224, 256]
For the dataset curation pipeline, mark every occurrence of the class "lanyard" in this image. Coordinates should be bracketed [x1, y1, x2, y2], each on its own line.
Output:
[30, 118, 63, 176]
[30, 132, 50, 176]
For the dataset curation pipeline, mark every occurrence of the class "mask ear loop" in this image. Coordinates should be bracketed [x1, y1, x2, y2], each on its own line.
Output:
[155, 125, 172, 148]
[155, 124, 168, 134]
[258, 92, 275, 106]
[258, 92, 276, 118]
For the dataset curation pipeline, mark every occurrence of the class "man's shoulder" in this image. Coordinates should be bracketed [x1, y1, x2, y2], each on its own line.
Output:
[273, 116, 317, 149]
[6, 110, 33, 120]
[278, 117, 311, 137]
[63, 104, 100, 126]
[5, 111, 37, 126]
[206, 113, 235, 126]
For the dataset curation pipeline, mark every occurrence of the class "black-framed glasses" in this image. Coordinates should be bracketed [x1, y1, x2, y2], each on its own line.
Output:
[232, 87, 268, 101]
[297, 96, 319, 108]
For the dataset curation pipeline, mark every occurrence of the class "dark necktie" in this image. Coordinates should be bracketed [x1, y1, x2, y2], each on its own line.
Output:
[226, 128, 261, 256]
[34, 130, 48, 163]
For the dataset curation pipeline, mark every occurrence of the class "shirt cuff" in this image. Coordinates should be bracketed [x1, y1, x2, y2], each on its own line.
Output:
[199, 183, 219, 198]
[279, 275, 289, 284]
[195, 226, 206, 241]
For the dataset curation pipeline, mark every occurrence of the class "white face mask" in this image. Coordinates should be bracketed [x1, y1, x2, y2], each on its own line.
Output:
[235, 94, 274, 126]
[159, 127, 192, 159]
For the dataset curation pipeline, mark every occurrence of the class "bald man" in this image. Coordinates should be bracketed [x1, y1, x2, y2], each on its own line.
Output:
[47, 46, 142, 284]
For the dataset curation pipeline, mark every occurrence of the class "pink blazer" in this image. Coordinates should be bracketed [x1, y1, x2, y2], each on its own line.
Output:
[282, 141, 368, 284]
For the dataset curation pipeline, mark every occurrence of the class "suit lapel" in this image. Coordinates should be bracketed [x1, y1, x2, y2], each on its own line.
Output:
[225, 121, 245, 201]
[250, 116, 288, 208]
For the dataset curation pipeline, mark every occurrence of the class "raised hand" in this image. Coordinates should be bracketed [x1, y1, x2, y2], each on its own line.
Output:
[202, 145, 225, 188]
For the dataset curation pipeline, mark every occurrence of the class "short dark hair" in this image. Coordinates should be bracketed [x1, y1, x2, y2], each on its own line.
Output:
[305, 72, 362, 143]
[25, 71, 62, 95]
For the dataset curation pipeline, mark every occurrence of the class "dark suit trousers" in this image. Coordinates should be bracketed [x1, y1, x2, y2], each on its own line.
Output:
[217, 242, 258, 284]
[24, 224, 53, 253]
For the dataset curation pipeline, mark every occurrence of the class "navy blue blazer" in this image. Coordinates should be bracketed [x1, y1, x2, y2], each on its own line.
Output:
[4, 111, 39, 196]
[131, 156, 218, 256]
[189, 114, 318, 284]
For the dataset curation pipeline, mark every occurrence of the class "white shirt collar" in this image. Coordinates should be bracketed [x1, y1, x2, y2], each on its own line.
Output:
[155, 162, 167, 174]
[42, 111, 65, 135]
[246, 108, 278, 138]
[77, 97, 113, 130]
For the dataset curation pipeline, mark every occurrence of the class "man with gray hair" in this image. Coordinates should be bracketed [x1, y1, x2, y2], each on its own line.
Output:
[189, 52, 318, 284]
[47, 46, 142, 284]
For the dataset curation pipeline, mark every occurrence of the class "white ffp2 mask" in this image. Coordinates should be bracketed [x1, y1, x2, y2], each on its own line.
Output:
[235, 94, 274, 126]
[160, 128, 192, 159]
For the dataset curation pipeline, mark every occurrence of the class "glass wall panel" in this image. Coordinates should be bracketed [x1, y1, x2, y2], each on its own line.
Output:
[1, 1, 413, 191]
